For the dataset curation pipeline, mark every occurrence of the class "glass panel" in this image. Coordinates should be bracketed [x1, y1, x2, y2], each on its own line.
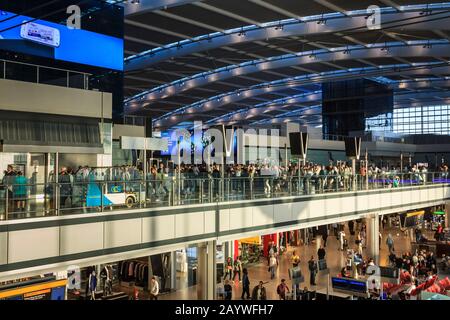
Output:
[5, 61, 37, 82]
[69, 72, 85, 89]
[39, 67, 67, 87]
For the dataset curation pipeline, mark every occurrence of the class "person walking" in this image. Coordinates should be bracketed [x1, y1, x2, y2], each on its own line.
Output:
[276, 279, 290, 300]
[308, 256, 318, 286]
[269, 254, 278, 280]
[348, 220, 355, 236]
[241, 268, 251, 300]
[251, 281, 267, 300]
[322, 231, 328, 247]
[386, 234, 395, 253]
[291, 251, 300, 268]
[318, 246, 326, 261]
[339, 230, 346, 251]
[224, 280, 232, 300]
[356, 231, 363, 256]
[13, 171, 27, 211]
[223, 257, 233, 280]
[233, 256, 242, 282]
[149, 276, 159, 300]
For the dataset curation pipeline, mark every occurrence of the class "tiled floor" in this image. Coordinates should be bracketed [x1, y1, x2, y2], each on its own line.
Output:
[156, 223, 426, 300]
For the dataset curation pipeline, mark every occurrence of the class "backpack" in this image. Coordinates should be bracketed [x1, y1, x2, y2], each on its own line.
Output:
[277, 284, 282, 295]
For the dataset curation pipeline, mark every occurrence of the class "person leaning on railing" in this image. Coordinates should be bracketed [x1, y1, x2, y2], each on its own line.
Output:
[13, 171, 28, 212]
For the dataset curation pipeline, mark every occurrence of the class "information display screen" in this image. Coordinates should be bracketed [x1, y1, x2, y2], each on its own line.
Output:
[0, 10, 123, 70]
[331, 277, 368, 294]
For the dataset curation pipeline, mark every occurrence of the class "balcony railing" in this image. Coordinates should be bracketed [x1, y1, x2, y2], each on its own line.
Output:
[1, 59, 90, 90]
[0, 172, 448, 221]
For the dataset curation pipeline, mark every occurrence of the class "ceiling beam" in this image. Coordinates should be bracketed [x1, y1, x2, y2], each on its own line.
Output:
[150, 64, 450, 128]
[247, 0, 300, 19]
[126, 40, 450, 103]
[124, 0, 202, 17]
[125, 5, 450, 70]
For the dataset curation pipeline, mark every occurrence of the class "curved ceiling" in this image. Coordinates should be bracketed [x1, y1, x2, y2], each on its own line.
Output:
[122, 1, 450, 130]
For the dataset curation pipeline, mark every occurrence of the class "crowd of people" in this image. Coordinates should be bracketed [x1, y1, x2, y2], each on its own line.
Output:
[218, 214, 447, 301]
[1, 161, 449, 213]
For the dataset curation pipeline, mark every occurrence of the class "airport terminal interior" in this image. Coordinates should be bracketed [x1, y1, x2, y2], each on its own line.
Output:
[1, 0, 450, 302]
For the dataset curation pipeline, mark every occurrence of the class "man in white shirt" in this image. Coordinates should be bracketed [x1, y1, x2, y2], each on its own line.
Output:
[339, 230, 346, 251]
[150, 276, 159, 300]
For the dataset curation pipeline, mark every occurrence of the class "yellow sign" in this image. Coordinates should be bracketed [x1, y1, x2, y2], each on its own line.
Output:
[0, 279, 67, 299]
[407, 210, 425, 217]
[239, 236, 261, 245]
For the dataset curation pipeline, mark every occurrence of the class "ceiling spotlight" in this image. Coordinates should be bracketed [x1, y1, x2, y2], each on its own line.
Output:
[130, 0, 140, 4]
[380, 46, 389, 53]
[274, 24, 284, 31]
[238, 27, 246, 37]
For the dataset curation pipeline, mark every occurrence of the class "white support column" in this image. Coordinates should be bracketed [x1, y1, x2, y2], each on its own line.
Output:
[366, 214, 380, 265]
[197, 240, 217, 300]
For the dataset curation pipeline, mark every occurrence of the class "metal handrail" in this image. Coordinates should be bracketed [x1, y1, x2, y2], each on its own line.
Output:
[0, 172, 448, 221]
[1, 59, 91, 77]
[1, 59, 91, 90]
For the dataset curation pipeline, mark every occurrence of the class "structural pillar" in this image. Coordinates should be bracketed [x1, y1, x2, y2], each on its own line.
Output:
[170, 251, 177, 292]
[366, 214, 380, 265]
[197, 240, 217, 300]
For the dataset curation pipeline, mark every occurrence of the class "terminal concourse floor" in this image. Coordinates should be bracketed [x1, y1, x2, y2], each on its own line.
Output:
[127, 224, 438, 300]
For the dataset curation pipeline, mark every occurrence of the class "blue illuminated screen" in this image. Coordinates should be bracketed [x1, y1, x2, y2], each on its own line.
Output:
[160, 131, 204, 156]
[0, 10, 123, 70]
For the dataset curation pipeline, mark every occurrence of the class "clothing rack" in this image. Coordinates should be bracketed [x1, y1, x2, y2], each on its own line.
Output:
[118, 260, 149, 286]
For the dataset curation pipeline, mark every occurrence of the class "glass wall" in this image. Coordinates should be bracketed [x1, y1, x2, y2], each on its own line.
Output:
[366, 105, 450, 135]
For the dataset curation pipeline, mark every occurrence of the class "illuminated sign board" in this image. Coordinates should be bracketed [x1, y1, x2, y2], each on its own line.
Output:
[0, 11, 123, 70]
[0, 279, 67, 300]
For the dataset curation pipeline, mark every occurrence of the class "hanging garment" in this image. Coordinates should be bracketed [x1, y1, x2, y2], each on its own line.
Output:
[128, 262, 135, 277]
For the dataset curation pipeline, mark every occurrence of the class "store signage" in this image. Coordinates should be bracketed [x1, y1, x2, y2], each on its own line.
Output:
[239, 237, 261, 245]
[433, 211, 445, 215]
[0, 279, 67, 300]
[407, 210, 425, 217]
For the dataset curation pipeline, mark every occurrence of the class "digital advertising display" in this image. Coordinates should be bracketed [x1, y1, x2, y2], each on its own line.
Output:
[160, 131, 204, 156]
[0, 10, 123, 70]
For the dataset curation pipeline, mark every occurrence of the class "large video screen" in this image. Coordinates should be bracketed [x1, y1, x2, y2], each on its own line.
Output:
[161, 131, 204, 156]
[0, 10, 123, 70]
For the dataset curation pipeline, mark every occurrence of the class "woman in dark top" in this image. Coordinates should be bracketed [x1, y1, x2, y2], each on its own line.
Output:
[241, 268, 250, 300]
